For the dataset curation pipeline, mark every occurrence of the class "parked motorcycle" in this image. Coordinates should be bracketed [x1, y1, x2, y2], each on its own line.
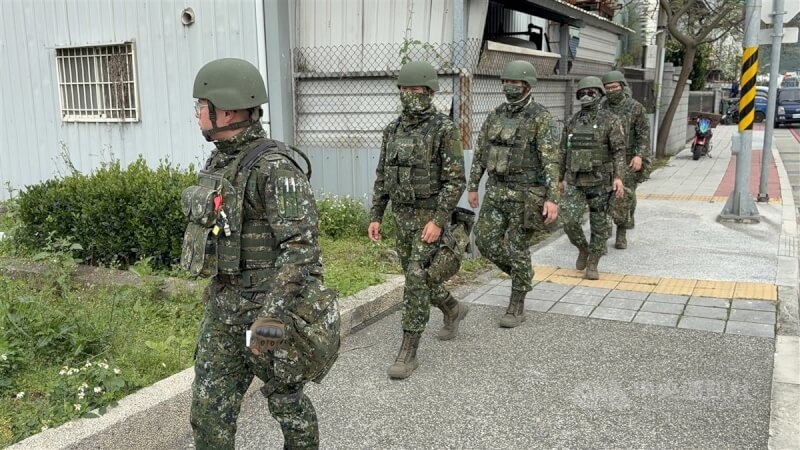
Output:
[721, 99, 739, 124]
[692, 117, 713, 160]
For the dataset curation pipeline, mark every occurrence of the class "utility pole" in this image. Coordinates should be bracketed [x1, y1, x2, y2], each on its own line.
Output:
[719, 0, 761, 222]
[758, 0, 785, 201]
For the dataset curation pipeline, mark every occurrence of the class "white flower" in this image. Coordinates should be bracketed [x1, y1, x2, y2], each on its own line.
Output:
[113, 368, 121, 375]
[161, 363, 166, 368]
[77, 392, 85, 400]
[73, 403, 82, 411]
[59, 369, 67, 376]
[80, 383, 89, 390]
[1, 354, 7, 361]
[84, 361, 92, 368]
[16, 392, 25, 399]
[97, 362, 109, 369]
[93, 387, 102, 393]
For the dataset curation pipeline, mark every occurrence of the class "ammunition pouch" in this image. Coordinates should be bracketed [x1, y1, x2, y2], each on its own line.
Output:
[427, 208, 475, 284]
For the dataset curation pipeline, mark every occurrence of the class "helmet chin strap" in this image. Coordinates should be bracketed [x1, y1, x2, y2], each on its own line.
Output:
[202, 103, 260, 142]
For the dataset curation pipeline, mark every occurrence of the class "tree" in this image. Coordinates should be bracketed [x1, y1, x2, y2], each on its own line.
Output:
[656, 0, 742, 158]
[666, 40, 712, 90]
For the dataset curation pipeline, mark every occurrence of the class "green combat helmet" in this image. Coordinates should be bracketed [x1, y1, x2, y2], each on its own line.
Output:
[601, 70, 627, 87]
[397, 60, 439, 92]
[576, 76, 605, 99]
[193, 58, 268, 140]
[501, 60, 538, 88]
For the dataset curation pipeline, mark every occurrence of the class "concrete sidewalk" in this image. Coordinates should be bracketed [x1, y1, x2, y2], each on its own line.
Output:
[12, 125, 800, 449]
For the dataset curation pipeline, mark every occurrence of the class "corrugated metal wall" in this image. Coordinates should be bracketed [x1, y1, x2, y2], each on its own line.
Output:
[0, 0, 263, 200]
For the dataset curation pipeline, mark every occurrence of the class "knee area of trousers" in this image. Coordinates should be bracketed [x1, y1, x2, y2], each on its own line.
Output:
[267, 386, 305, 412]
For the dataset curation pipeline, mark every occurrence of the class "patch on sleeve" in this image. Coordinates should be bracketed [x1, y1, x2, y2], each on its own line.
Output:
[449, 128, 463, 156]
[273, 168, 304, 219]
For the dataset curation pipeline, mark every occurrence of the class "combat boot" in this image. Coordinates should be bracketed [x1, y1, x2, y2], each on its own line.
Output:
[576, 247, 589, 270]
[585, 254, 601, 280]
[437, 295, 469, 340]
[615, 227, 628, 249]
[498, 291, 526, 328]
[387, 331, 421, 379]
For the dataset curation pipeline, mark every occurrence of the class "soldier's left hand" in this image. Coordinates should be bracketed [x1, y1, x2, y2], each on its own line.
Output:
[613, 178, 625, 199]
[542, 201, 559, 225]
[629, 156, 642, 172]
[421, 221, 442, 243]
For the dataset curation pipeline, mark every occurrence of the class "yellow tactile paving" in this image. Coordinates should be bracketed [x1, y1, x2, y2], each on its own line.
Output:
[546, 275, 582, 285]
[532, 266, 557, 281]
[615, 282, 655, 292]
[553, 268, 587, 278]
[637, 193, 782, 205]
[692, 287, 736, 298]
[652, 278, 697, 296]
[621, 274, 661, 285]
[598, 272, 626, 281]
[578, 279, 619, 289]
[695, 280, 736, 290]
[733, 282, 778, 301]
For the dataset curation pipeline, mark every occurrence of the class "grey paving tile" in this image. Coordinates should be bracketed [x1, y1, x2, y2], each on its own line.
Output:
[524, 300, 556, 313]
[590, 307, 636, 322]
[677, 316, 726, 333]
[640, 301, 685, 315]
[725, 321, 775, 338]
[731, 299, 776, 312]
[548, 302, 593, 317]
[486, 285, 512, 297]
[470, 283, 495, 295]
[498, 279, 513, 287]
[683, 305, 728, 320]
[569, 285, 612, 297]
[458, 291, 482, 304]
[471, 293, 509, 308]
[526, 289, 565, 302]
[606, 290, 649, 300]
[559, 293, 604, 306]
[632, 311, 679, 327]
[688, 296, 730, 308]
[531, 282, 573, 294]
[729, 309, 776, 325]
[645, 293, 689, 304]
[599, 297, 643, 311]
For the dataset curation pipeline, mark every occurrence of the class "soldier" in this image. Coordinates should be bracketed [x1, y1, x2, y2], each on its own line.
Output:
[182, 58, 340, 449]
[600, 70, 651, 249]
[558, 76, 626, 280]
[467, 60, 560, 328]
[368, 60, 467, 379]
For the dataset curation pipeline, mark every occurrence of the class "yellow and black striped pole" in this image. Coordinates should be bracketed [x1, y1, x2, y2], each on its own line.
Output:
[738, 46, 758, 132]
[720, 0, 760, 221]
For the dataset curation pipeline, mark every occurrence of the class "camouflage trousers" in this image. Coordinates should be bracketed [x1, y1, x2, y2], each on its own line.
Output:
[393, 205, 452, 333]
[561, 184, 612, 255]
[611, 170, 639, 229]
[475, 192, 544, 293]
[191, 309, 318, 450]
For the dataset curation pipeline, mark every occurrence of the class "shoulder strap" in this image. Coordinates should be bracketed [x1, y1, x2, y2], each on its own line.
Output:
[238, 140, 313, 180]
[420, 113, 444, 137]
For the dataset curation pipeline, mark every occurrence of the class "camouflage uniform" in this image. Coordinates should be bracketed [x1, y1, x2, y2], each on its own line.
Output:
[469, 98, 559, 295]
[601, 90, 651, 231]
[559, 89, 626, 266]
[183, 59, 339, 450]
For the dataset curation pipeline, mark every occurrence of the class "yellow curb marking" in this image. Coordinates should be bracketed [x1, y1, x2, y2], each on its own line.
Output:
[534, 266, 777, 301]
[638, 193, 781, 205]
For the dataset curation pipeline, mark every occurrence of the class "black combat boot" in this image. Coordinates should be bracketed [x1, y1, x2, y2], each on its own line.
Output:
[576, 247, 589, 270]
[615, 227, 628, 249]
[437, 295, 469, 340]
[387, 331, 421, 379]
[585, 254, 601, 280]
[498, 291, 526, 328]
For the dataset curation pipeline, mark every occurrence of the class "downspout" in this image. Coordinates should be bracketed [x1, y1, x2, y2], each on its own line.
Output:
[255, 0, 270, 131]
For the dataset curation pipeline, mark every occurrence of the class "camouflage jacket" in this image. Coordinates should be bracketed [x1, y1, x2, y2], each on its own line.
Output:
[203, 123, 323, 319]
[600, 93, 651, 161]
[469, 96, 560, 203]
[370, 106, 466, 228]
[558, 105, 626, 183]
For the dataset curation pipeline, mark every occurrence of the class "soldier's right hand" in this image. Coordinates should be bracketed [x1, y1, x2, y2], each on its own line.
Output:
[468, 192, 480, 208]
[368, 222, 382, 241]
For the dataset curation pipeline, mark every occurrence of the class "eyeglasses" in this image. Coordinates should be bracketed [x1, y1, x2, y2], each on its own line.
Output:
[577, 89, 597, 98]
[194, 101, 209, 114]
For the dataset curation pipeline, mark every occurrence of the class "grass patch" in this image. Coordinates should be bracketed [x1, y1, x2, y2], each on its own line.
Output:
[320, 236, 401, 297]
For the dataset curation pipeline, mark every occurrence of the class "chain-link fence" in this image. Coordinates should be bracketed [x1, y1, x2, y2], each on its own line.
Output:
[292, 39, 615, 151]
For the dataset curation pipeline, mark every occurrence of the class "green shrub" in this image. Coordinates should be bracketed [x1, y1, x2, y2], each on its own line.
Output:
[317, 194, 369, 239]
[15, 158, 195, 269]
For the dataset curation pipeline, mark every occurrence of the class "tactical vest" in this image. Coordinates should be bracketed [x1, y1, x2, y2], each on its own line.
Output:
[566, 120, 611, 175]
[180, 140, 300, 279]
[606, 99, 637, 158]
[483, 102, 546, 186]
[383, 113, 445, 208]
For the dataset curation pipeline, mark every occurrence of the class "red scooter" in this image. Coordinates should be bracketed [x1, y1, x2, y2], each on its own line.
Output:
[692, 117, 712, 160]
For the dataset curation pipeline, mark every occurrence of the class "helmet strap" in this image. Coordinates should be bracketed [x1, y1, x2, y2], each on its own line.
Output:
[202, 103, 258, 142]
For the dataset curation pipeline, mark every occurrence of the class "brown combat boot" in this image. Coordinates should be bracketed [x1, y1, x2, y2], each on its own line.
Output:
[387, 331, 421, 379]
[437, 295, 469, 340]
[585, 254, 601, 280]
[615, 227, 628, 249]
[498, 291, 526, 328]
[576, 247, 589, 270]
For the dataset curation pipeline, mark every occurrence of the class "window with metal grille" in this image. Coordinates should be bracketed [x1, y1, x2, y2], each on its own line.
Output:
[56, 42, 140, 122]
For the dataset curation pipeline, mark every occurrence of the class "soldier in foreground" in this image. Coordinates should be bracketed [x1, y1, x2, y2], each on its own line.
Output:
[559, 76, 626, 280]
[182, 58, 339, 449]
[368, 60, 468, 379]
[600, 70, 651, 249]
[467, 60, 560, 328]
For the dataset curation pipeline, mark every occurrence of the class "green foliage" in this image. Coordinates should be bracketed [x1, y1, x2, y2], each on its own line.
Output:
[14, 157, 196, 269]
[320, 236, 401, 296]
[666, 40, 713, 90]
[317, 195, 369, 239]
